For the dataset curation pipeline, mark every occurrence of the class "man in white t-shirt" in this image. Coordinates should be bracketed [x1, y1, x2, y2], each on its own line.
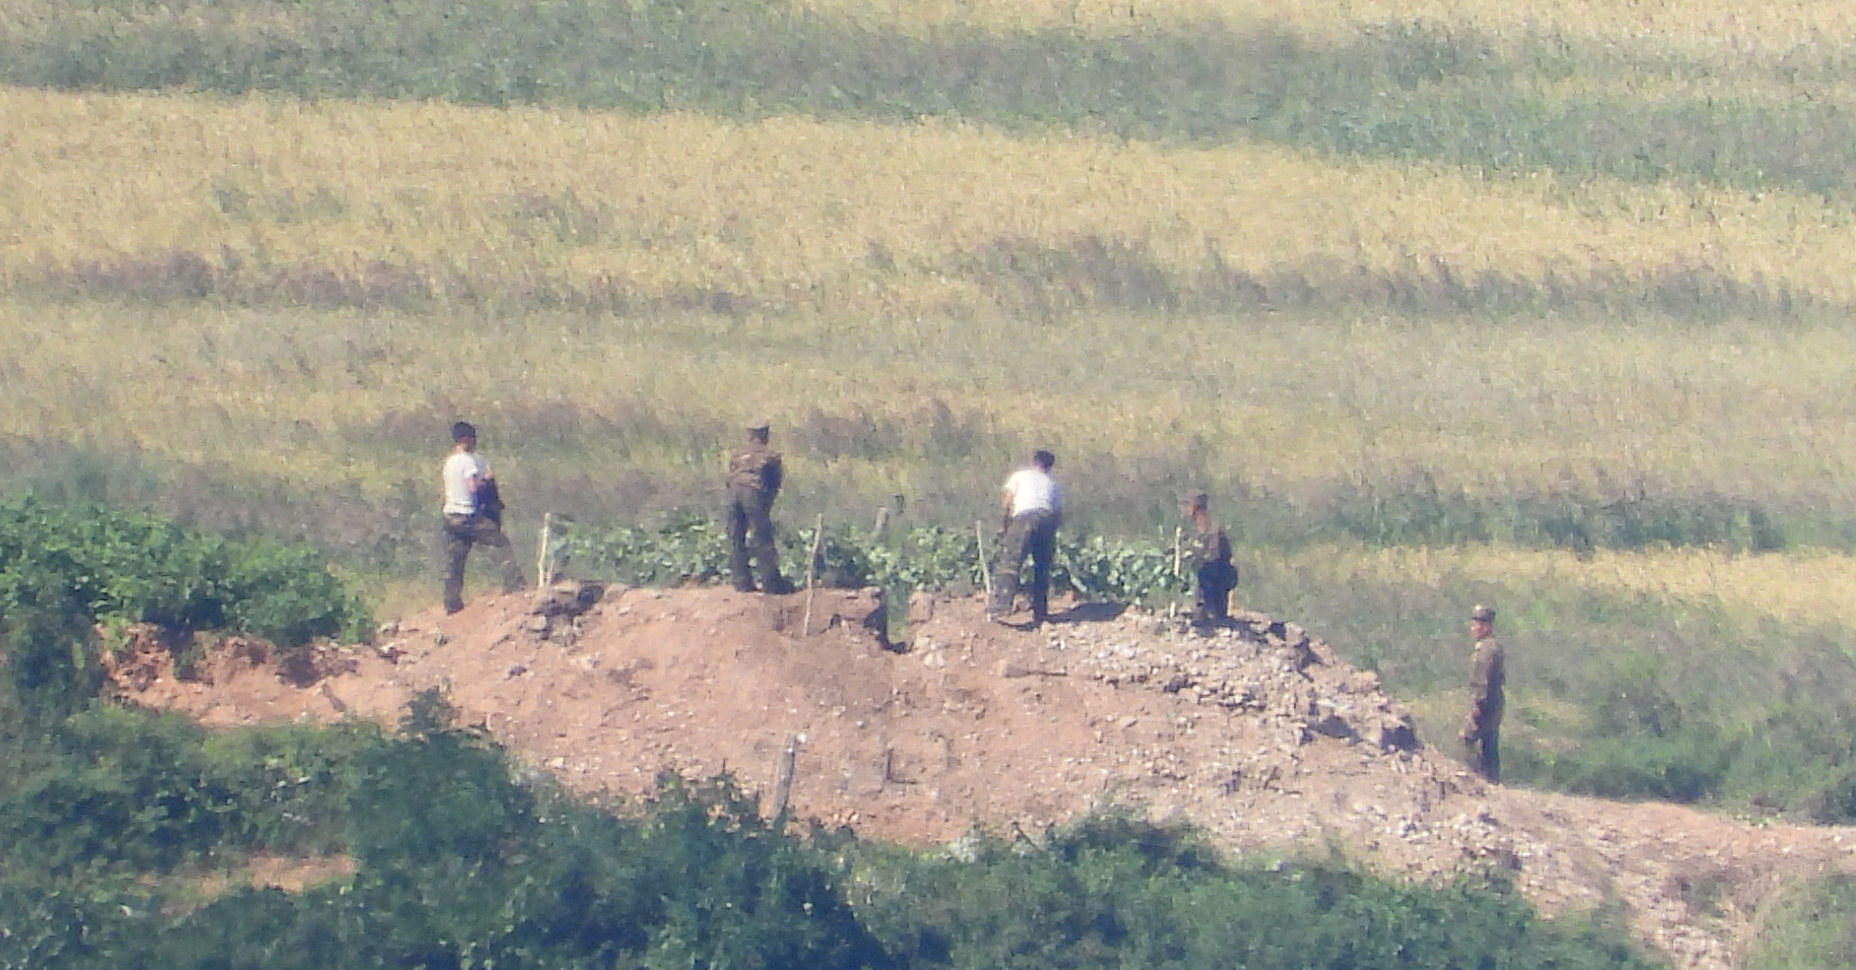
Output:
[440, 421, 523, 615]
[990, 449, 1061, 625]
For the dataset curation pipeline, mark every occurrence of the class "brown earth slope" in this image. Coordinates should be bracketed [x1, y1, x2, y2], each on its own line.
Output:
[116, 585, 1856, 970]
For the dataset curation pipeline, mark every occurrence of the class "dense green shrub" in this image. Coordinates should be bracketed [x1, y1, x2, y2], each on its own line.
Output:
[0, 495, 370, 647]
[851, 815, 1653, 970]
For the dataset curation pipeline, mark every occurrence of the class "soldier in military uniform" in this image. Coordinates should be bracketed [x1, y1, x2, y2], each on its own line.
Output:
[725, 422, 793, 594]
[1182, 492, 1236, 626]
[1460, 604, 1505, 782]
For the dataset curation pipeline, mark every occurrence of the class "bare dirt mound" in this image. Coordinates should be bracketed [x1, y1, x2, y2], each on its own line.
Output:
[118, 586, 1856, 970]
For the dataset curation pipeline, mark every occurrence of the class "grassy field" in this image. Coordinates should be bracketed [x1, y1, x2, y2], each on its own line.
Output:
[8, 0, 1856, 860]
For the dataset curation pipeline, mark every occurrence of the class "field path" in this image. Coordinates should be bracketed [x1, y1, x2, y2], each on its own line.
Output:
[117, 586, 1856, 969]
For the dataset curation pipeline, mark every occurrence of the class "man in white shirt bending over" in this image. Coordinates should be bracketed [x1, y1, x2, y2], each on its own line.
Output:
[441, 421, 524, 615]
[990, 449, 1061, 625]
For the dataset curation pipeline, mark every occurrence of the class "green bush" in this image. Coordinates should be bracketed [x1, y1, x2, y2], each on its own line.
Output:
[853, 814, 1654, 970]
[0, 495, 369, 648]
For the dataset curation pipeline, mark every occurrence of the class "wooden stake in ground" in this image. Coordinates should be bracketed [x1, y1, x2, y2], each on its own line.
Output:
[801, 514, 824, 635]
[537, 512, 555, 587]
[976, 520, 995, 617]
[770, 732, 799, 826]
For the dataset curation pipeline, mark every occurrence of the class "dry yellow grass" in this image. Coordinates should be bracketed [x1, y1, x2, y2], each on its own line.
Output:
[7, 87, 1856, 316]
[1288, 543, 1856, 636]
[9, 297, 1856, 521]
[9, 88, 1856, 515]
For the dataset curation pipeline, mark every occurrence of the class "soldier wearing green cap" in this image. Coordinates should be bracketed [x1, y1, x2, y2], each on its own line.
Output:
[1182, 492, 1236, 625]
[724, 422, 792, 594]
[1460, 604, 1505, 782]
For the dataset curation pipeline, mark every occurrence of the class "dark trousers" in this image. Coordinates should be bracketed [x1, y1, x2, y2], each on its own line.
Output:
[991, 509, 1057, 621]
[1464, 723, 1500, 783]
[726, 493, 787, 593]
[442, 513, 523, 614]
[1194, 561, 1236, 623]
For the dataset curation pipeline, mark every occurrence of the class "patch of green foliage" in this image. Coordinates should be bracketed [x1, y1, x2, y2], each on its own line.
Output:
[554, 515, 1192, 606]
[1745, 875, 1856, 970]
[0, 494, 370, 648]
[1315, 470, 1786, 554]
[857, 814, 1651, 970]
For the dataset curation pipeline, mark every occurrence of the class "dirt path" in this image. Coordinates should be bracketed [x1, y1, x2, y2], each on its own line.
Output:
[118, 586, 1856, 969]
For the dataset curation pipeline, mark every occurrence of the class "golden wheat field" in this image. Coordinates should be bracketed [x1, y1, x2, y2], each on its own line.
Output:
[7, 85, 1856, 512]
[6, 87, 1856, 314]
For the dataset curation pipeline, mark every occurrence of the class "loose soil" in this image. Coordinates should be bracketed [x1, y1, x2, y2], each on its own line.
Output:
[116, 585, 1856, 970]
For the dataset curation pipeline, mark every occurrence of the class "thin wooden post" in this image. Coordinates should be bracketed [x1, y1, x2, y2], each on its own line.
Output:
[801, 514, 824, 635]
[1172, 525, 1183, 580]
[770, 732, 799, 826]
[537, 512, 555, 587]
[976, 520, 994, 616]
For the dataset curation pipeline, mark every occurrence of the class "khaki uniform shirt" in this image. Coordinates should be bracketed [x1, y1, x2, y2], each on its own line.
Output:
[1190, 523, 1231, 570]
[727, 444, 783, 499]
[1467, 636, 1505, 728]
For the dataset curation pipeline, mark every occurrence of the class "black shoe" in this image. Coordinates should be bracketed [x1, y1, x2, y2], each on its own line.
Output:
[732, 582, 758, 593]
[762, 578, 797, 595]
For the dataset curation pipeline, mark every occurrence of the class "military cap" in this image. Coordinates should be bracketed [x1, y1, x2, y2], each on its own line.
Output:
[1470, 604, 1496, 622]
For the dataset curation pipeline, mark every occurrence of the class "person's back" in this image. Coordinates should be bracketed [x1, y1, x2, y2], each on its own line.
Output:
[724, 424, 790, 593]
[991, 450, 1061, 625]
[727, 439, 781, 502]
[1183, 493, 1235, 624]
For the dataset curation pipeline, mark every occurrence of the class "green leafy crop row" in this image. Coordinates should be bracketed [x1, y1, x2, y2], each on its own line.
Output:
[554, 516, 1192, 606]
[0, 495, 370, 648]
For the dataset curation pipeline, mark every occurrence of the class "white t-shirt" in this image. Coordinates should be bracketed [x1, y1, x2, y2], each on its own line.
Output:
[442, 451, 487, 515]
[1003, 467, 1060, 517]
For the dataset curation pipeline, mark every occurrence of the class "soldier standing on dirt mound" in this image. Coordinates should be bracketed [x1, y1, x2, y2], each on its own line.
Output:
[725, 422, 794, 594]
[1182, 492, 1236, 626]
[1461, 603, 1505, 782]
[440, 421, 524, 615]
[990, 449, 1062, 626]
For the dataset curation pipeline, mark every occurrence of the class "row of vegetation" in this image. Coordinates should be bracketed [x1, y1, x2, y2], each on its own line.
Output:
[0, 495, 370, 649]
[557, 516, 1192, 605]
[0, 501, 1671, 970]
[10, 0, 1856, 206]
